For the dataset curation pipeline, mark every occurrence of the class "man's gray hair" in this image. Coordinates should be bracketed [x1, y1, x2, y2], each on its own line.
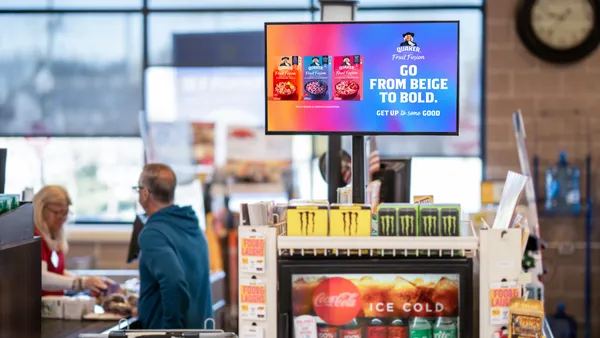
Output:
[140, 163, 177, 204]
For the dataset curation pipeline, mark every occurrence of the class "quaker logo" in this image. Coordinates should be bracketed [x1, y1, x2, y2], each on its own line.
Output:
[278, 56, 298, 71]
[398, 208, 417, 236]
[441, 208, 460, 236]
[421, 208, 439, 236]
[339, 55, 360, 70]
[393, 32, 425, 61]
[378, 209, 397, 236]
[342, 211, 359, 236]
[308, 56, 328, 71]
[299, 211, 316, 235]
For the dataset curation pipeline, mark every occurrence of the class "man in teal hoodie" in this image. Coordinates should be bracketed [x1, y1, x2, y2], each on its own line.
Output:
[135, 163, 213, 329]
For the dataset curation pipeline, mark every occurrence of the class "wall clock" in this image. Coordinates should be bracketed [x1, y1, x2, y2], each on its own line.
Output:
[516, 0, 600, 63]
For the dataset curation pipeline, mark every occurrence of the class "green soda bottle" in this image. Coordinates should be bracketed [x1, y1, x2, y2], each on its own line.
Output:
[433, 317, 457, 338]
[409, 317, 432, 338]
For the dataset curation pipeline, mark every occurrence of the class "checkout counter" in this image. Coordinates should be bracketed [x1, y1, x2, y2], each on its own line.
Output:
[0, 203, 41, 338]
[41, 270, 226, 338]
[0, 202, 227, 338]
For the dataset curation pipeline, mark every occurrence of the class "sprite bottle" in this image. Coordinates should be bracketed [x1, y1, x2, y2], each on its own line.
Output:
[433, 317, 457, 338]
[409, 317, 432, 338]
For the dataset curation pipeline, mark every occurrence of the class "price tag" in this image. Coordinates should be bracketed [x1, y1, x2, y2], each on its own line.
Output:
[294, 315, 317, 338]
[240, 233, 266, 274]
[240, 279, 267, 321]
[241, 325, 264, 338]
[413, 195, 434, 204]
[489, 281, 520, 325]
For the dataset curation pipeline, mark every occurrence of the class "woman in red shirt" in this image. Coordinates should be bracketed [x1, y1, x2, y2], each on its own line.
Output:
[34, 186, 111, 296]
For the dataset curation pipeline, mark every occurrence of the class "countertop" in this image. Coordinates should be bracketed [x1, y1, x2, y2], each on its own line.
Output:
[41, 317, 137, 338]
[41, 271, 227, 338]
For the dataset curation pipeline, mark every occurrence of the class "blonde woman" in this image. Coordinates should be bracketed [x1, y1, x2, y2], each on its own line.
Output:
[34, 186, 112, 296]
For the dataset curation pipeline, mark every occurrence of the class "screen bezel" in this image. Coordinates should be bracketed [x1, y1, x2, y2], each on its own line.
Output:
[264, 21, 460, 136]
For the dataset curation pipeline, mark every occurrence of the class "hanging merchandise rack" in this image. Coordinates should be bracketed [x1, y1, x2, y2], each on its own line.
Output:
[525, 109, 592, 338]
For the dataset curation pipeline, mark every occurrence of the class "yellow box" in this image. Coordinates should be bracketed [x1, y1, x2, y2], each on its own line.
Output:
[329, 204, 371, 237]
[287, 205, 329, 236]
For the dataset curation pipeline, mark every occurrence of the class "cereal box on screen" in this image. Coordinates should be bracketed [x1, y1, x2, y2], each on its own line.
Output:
[302, 56, 332, 101]
[333, 55, 363, 101]
[273, 56, 301, 101]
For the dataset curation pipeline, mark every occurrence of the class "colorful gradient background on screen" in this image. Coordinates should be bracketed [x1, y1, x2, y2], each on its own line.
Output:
[266, 22, 459, 134]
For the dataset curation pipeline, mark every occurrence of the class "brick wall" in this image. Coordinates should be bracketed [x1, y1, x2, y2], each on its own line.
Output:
[487, 1, 600, 336]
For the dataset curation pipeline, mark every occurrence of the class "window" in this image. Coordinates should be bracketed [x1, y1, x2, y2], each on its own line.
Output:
[148, 12, 312, 65]
[311, 157, 482, 213]
[0, 13, 143, 136]
[348, 9, 484, 157]
[0, 137, 144, 223]
[0, 0, 141, 9]
[335, 0, 483, 7]
[149, 0, 311, 9]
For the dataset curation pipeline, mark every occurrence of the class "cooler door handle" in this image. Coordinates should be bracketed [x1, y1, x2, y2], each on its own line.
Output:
[279, 313, 289, 338]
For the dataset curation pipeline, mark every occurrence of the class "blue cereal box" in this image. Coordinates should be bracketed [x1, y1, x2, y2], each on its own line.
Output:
[302, 56, 332, 100]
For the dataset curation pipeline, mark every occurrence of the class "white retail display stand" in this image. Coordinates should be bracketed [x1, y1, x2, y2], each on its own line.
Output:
[238, 222, 531, 338]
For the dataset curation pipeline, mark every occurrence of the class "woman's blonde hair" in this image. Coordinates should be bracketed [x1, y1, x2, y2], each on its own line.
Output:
[33, 185, 72, 253]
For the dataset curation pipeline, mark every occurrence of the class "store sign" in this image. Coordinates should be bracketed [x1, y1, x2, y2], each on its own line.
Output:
[312, 277, 362, 326]
[294, 273, 460, 330]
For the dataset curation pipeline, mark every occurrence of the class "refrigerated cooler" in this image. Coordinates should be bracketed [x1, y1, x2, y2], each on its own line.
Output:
[278, 257, 473, 338]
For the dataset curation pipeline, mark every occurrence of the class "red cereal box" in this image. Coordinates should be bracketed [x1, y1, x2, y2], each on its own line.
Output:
[333, 55, 363, 101]
[273, 55, 301, 101]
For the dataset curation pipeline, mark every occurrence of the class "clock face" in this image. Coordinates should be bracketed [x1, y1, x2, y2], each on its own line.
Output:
[531, 0, 595, 50]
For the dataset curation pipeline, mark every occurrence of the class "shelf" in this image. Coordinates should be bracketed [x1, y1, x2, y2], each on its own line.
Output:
[277, 235, 478, 258]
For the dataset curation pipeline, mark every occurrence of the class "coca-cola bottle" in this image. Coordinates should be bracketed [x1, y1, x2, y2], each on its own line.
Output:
[387, 318, 408, 338]
[366, 318, 387, 338]
[317, 320, 339, 338]
[339, 318, 362, 338]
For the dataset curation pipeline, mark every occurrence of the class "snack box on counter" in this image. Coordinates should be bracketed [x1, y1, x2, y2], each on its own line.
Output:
[42, 295, 96, 320]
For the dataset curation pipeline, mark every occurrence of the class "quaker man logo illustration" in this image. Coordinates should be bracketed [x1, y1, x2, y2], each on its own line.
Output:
[341, 56, 352, 67]
[394, 32, 423, 60]
[310, 57, 321, 67]
[400, 32, 417, 47]
[280, 56, 291, 67]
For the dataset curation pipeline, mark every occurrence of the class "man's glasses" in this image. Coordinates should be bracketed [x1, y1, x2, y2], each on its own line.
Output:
[132, 186, 146, 193]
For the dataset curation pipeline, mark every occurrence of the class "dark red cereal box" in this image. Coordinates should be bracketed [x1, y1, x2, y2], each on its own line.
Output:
[333, 55, 363, 101]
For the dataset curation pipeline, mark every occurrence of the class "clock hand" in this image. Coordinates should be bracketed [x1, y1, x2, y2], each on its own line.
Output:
[558, 8, 572, 21]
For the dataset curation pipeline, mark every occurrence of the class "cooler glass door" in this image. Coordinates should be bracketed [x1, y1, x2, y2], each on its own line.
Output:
[278, 258, 473, 338]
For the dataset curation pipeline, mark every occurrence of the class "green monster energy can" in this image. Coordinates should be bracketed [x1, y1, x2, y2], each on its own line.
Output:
[433, 317, 457, 338]
[409, 317, 432, 338]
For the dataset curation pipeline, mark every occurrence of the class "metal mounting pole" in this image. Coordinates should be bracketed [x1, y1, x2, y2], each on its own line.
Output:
[321, 0, 359, 204]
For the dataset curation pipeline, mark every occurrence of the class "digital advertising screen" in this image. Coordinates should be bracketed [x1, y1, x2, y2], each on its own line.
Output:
[265, 21, 459, 135]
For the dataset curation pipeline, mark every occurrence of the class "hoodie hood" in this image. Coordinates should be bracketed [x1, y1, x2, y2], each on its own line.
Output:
[146, 205, 200, 234]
